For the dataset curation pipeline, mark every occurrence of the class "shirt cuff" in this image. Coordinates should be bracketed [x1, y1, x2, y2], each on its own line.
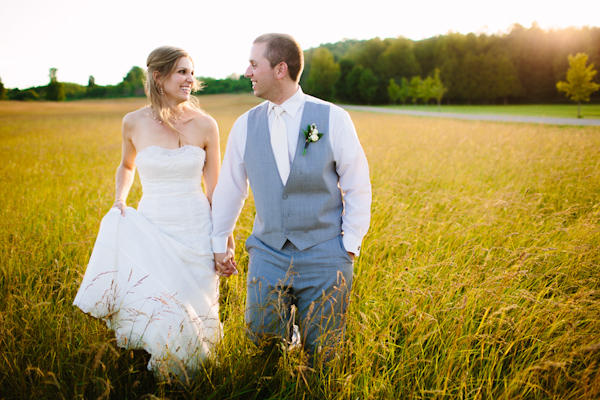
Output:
[211, 237, 229, 254]
[343, 233, 363, 257]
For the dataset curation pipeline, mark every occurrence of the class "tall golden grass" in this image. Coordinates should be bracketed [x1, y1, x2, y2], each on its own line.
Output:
[0, 95, 599, 399]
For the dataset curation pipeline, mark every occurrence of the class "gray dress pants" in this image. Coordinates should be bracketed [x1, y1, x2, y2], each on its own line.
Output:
[245, 234, 354, 363]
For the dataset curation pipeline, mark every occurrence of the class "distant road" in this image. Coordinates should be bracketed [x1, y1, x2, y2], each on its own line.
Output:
[341, 105, 600, 127]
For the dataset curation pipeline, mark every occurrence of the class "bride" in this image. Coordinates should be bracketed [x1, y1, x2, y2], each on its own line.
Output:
[73, 46, 234, 381]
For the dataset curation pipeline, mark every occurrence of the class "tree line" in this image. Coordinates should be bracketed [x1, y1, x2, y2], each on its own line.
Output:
[0, 67, 252, 101]
[1, 24, 598, 105]
[301, 24, 600, 105]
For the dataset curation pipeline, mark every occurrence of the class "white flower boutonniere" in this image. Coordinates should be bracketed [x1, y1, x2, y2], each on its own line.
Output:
[302, 123, 324, 156]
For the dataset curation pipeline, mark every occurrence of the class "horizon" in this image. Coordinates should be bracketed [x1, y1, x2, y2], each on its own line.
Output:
[4, 24, 600, 91]
[2, 0, 599, 90]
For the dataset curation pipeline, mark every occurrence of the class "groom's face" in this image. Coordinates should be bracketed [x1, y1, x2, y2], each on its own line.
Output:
[245, 42, 277, 101]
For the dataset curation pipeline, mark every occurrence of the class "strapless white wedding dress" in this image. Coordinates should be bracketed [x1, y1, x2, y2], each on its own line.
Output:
[73, 145, 221, 379]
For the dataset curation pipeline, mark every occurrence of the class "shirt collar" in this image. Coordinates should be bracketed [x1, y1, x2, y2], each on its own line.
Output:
[269, 87, 305, 118]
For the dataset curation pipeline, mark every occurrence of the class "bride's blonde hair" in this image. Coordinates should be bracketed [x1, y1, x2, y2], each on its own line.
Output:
[145, 46, 203, 141]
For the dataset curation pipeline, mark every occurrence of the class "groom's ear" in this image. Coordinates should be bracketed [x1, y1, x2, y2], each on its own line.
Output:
[274, 62, 289, 80]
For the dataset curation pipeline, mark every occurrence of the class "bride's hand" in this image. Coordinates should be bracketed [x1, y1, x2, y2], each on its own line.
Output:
[225, 246, 237, 268]
[214, 252, 237, 277]
[227, 234, 236, 255]
[112, 199, 126, 216]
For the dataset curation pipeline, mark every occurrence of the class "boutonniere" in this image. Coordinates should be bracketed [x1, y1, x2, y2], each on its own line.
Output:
[302, 124, 324, 156]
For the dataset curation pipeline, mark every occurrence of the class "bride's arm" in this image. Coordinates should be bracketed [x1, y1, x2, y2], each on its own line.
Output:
[113, 114, 137, 216]
[201, 116, 220, 206]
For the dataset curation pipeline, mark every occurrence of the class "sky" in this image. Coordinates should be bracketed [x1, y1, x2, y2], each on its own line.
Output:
[1, 0, 599, 90]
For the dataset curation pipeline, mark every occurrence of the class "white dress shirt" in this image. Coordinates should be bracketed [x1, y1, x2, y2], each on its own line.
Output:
[211, 87, 371, 255]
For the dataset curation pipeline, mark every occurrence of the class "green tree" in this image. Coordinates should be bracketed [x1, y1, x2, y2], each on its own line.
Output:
[381, 38, 421, 81]
[556, 53, 600, 118]
[414, 37, 437, 77]
[461, 53, 487, 103]
[387, 79, 401, 105]
[507, 23, 558, 101]
[117, 81, 132, 97]
[118, 66, 145, 97]
[492, 54, 521, 104]
[9, 88, 39, 101]
[86, 75, 97, 98]
[358, 68, 378, 105]
[398, 77, 411, 105]
[419, 76, 434, 106]
[198, 76, 252, 95]
[335, 58, 355, 102]
[0, 77, 7, 100]
[305, 47, 340, 101]
[429, 68, 448, 110]
[432, 33, 470, 101]
[352, 38, 388, 76]
[345, 65, 365, 104]
[408, 76, 422, 106]
[86, 75, 111, 98]
[62, 82, 87, 100]
[46, 68, 65, 101]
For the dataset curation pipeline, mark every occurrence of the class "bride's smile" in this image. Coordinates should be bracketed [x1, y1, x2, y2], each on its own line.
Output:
[162, 57, 195, 103]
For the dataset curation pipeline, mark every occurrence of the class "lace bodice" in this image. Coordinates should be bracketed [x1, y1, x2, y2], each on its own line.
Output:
[135, 145, 206, 197]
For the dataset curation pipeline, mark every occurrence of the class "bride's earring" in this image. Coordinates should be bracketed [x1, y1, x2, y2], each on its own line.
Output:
[160, 86, 164, 95]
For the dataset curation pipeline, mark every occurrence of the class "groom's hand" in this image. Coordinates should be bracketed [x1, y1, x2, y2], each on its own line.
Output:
[214, 252, 238, 278]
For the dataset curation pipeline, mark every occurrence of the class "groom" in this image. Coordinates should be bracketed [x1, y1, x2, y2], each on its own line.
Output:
[211, 33, 371, 363]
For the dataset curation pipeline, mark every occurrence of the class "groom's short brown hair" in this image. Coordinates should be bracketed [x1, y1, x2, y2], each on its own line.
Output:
[254, 33, 304, 83]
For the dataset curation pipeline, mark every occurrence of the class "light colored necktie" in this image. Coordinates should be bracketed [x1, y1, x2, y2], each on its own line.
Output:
[270, 105, 290, 183]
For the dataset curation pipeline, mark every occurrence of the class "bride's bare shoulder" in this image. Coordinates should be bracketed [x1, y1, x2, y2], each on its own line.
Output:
[121, 107, 151, 140]
[188, 108, 218, 132]
[123, 107, 150, 125]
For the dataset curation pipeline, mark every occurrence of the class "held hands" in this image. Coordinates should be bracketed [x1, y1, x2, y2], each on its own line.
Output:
[112, 199, 126, 216]
[215, 249, 237, 277]
[215, 234, 238, 278]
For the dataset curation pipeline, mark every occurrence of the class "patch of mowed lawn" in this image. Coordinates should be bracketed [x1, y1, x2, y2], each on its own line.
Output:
[0, 95, 599, 399]
[386, 103, 600, 119]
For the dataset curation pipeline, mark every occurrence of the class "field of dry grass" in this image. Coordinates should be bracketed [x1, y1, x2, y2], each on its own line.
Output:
[1, 95, 599, 399]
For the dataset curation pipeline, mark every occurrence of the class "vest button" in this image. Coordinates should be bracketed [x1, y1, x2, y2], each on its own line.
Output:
[282, 194, 288, 199]
[285, 230, 291, 235]
[283, 213, 289, 218]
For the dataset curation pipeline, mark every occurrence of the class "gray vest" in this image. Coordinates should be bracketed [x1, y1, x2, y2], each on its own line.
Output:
[245, 101, 343, 251]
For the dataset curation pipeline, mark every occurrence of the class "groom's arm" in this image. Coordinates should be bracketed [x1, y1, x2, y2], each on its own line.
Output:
[211, 115, 250, 254]
[330, 106, 372, 257]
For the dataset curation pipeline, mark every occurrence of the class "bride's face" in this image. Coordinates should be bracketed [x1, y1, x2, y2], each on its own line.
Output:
[162, 57, 194, 104]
